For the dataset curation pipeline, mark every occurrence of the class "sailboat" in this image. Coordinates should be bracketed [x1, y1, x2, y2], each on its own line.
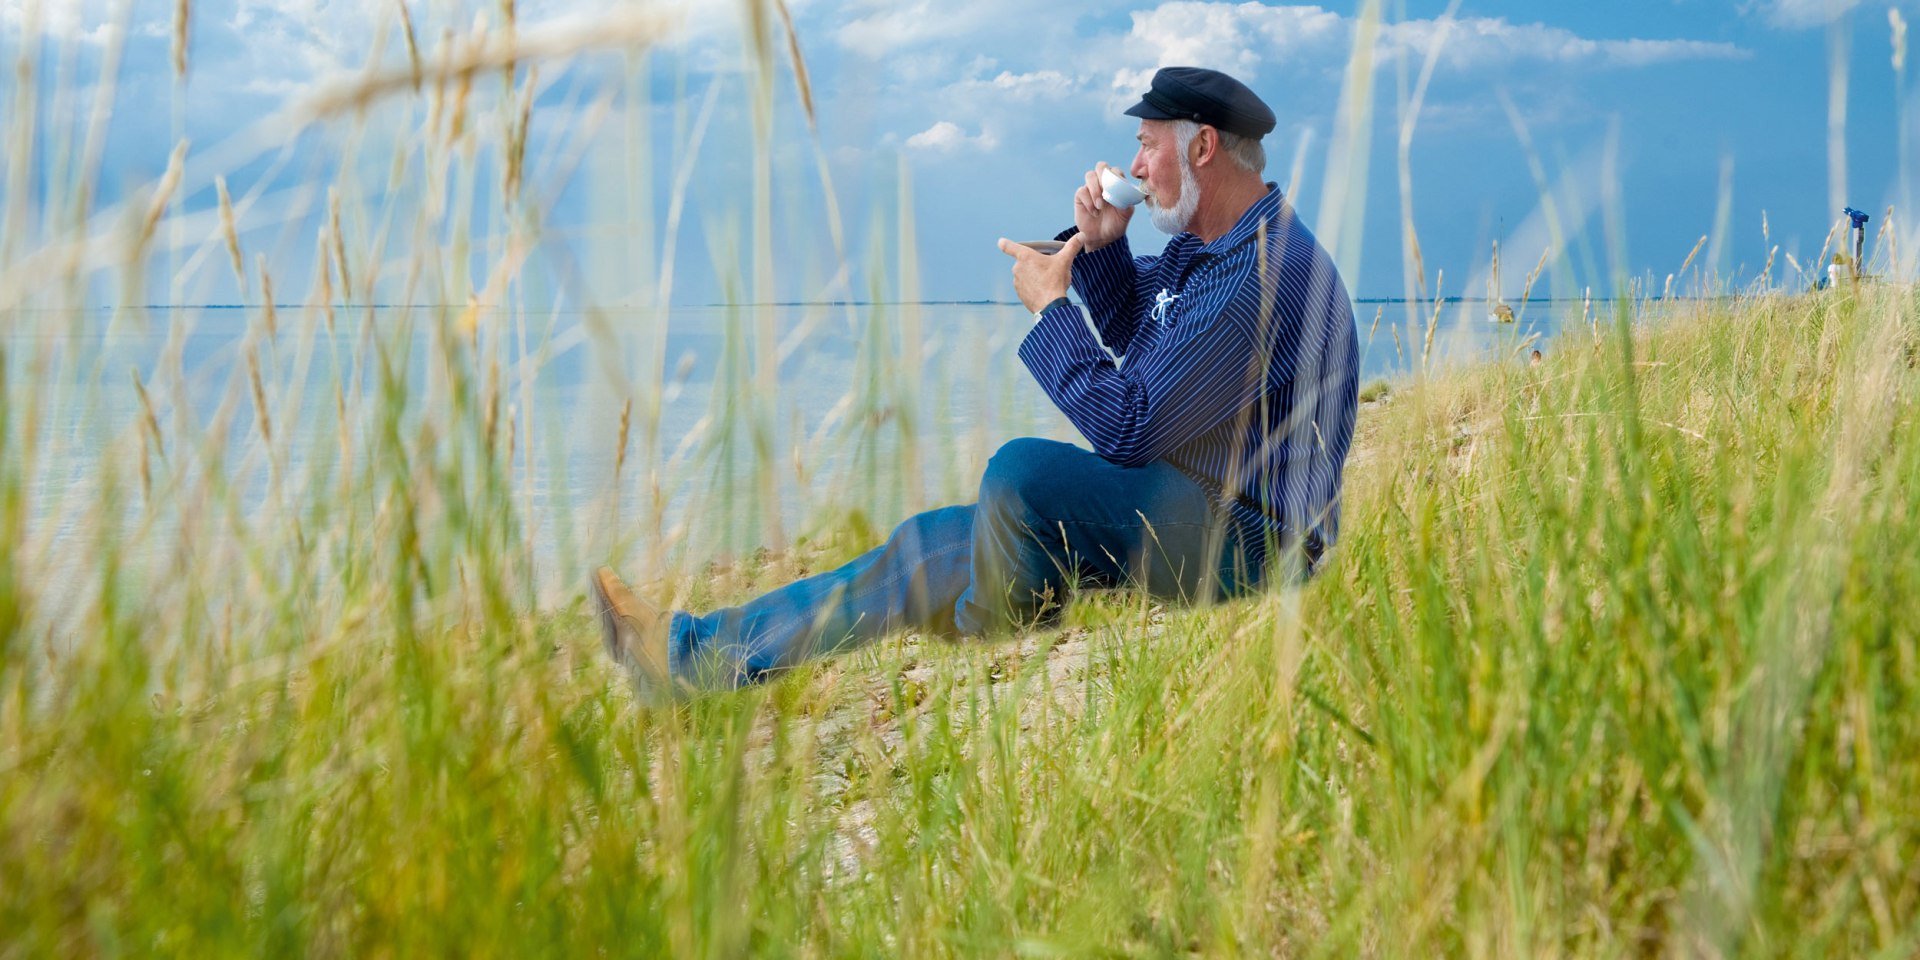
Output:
[1488, 240, 1514, 323]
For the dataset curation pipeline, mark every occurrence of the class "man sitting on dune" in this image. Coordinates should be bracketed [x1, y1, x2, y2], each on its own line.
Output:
[592, 66, 1359, 696]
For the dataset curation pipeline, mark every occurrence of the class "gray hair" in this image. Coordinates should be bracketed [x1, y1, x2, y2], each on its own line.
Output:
[1169, 119, 1266, 175]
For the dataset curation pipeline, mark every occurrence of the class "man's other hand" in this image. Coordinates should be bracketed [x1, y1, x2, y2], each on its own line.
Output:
[1074, 162, 1133, 251]
[996, 234, 1085, 314]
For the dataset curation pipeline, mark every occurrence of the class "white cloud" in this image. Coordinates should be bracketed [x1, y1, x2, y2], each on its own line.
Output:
[1895, 8, 1908, 71]
[1, 0, 128, 45]
[829, 0, 1075, 60]
[211, 0, 710, 98]
[905, 120, 997, 151]
[836, 0, 995, 58]
[1119, 2, 1746, 78]
[881, 3, 1743, 158]
[1760, 0, 1865, 28]
[1380, 16, 1748, 68]
[1126, 2, 1344, 77]
[1755, 0, 1920, 30]
[1094, 4, 1745, 120]
[951, 68, 1082, 101]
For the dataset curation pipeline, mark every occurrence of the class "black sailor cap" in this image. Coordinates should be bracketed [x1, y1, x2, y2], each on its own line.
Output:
[1123, 66, 1275, 140]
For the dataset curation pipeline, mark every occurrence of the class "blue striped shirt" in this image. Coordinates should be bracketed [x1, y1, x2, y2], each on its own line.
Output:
[1018, 184, 1358, 569]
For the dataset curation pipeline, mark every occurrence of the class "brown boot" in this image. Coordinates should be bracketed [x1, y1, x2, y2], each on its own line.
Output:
[590, 566, 674, 696]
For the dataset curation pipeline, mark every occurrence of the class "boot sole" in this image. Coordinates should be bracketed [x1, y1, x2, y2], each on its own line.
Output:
[589, 569, 629, 668]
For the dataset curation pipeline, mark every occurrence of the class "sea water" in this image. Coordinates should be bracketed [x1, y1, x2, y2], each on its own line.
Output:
[3, 299, 1580, 591]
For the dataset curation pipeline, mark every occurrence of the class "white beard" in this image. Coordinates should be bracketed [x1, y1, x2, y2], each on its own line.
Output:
[1146, 155, 1201, 235]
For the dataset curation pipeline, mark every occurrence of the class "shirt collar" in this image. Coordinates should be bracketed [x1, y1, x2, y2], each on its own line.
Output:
[1197, 182, 1284, 258]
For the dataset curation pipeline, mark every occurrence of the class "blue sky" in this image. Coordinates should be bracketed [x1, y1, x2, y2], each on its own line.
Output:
[4, 0, 1917, 305]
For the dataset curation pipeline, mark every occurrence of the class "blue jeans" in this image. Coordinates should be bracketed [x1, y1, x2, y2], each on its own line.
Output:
[669, 437, 1280, 689]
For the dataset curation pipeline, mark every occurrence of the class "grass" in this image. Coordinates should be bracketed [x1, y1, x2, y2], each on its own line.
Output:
[5, 1, 1920, 956]
[5, 286, 1919, 956]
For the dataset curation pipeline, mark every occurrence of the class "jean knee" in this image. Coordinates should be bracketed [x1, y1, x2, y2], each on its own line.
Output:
[978, 437, 1081, 515]
[884, 504, 972, 557]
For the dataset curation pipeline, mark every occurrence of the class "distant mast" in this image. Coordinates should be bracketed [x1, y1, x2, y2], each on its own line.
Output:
[1489, 240, 1513, 322]
[1843, 207, 1871, 282]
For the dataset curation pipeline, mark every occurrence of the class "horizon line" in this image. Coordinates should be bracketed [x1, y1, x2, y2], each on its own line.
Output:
[28, 293, 1740, 312]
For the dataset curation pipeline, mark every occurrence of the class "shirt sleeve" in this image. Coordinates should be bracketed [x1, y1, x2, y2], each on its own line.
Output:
[1018, 265, 1299, 469]
[1056, 227, 1158, 357]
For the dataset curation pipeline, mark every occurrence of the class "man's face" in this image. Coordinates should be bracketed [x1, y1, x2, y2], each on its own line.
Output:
[1129, 120, 1185, 209]
[1132, 119, 1203, 235]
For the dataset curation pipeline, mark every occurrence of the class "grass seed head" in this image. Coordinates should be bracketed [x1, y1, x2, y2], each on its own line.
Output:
[172, 0, 190, 80]
[329, 188, 352, 301]
[246, 341, 271, 446]
[134, 140, 189, 256]
[216, 175, 243, 286]
[315, 230, 336, 335]
[255, 253, 277, 338]
[398, 0, 423, 90]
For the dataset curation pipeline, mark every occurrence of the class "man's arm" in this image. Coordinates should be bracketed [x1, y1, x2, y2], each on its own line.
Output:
[1019, 267, 1302, 468]
[1058, 162, 1157, 356]
[1058, 227, 1158, 356]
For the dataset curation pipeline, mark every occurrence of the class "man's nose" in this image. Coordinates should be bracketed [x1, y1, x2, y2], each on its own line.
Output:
[1129, 150, 1147, 180]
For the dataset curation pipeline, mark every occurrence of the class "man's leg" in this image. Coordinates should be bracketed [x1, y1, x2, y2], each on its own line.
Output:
[651, 439, 1262, 690]
[954, 437, 1260, 635]
[671, 504, 975, 688]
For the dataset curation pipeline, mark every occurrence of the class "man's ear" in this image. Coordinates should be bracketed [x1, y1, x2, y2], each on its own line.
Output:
[1191, 125, 1220, 170]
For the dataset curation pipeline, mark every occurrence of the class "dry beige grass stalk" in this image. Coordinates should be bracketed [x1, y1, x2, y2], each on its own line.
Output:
[771, 0, 815, 129]
[256, 253, 276, 338]
[173, 0, 190, 80]
[135, 141, 190, 256]
[616, 397, 633, 485]
[131, 368, 165, 461]
[216, 175, 243, 286]
[333, 384, 351, 492]
[396, 0, 423, 91]
[484, 358, 502, 451]
[1517, 247, 1550, 323]
[1423, 269, 1444, 372]
[504, 66, 538, 203]
[297, 9, 680, 122]
[328, 188, 351, 303]
[137, 432, 152, 502]
[246, 341, 271, 446]
[1677, 234, 1708, 282]
[314, 234, 336, 335]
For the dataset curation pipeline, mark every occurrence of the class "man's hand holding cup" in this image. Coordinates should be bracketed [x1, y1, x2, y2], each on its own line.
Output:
[1075, 161, 1139, 252]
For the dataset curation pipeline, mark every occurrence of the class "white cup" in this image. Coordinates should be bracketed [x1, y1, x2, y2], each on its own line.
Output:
[1099, 167, 1148, 208]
